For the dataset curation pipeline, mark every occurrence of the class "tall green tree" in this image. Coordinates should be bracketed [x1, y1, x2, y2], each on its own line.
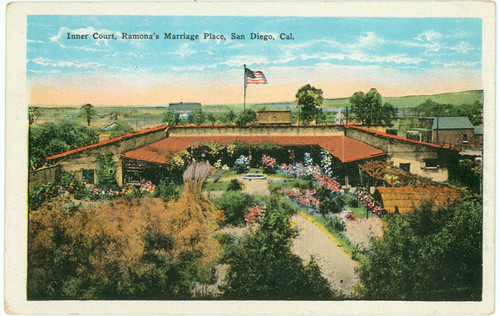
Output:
[349, 88, 396, 125]
[357, 199, 482, 301]
[188, 110, 206, 126]
[295, 84, 324, 124]
[207, 113, 217, 125]
[80, 103, 96, 127]
[162, 111, 179, 126]
[225, 109, 237, 123]
[236, 110, 257, 126]
[221, 196, 335, 299]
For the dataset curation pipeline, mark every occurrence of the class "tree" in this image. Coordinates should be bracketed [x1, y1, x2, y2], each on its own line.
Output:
[236, 110, 257, 126]
[109, 120, 134, 138]
[221, 196, 335, 299]
[162, 111, 179, 126]
[357, 198, 482, 300]
[207, 112, 217, 125]
[29, 120, 99, 169]
[295, 84, 324, 124]
[349, 88, 396, 125]
[28, 106, 41, 125]
[188, 110, 206, 126]
[225, 109, 237, 123]
[80, 103, 96, 126]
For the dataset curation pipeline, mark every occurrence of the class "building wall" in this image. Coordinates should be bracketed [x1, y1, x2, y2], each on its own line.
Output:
[169, 103, 201, 112]
[46, 127, 168, 186]
[169, 125, 345, 137]
[432, 129, 476, 150]
[28, 165, 61, 188]
[256, 111, 291, 124]
[346, 127, 453, 182]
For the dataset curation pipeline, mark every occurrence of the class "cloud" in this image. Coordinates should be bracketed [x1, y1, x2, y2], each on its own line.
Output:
[28, 39, 44, 44]
[31, 57, 103, 69]
[449, 41, 476, 54]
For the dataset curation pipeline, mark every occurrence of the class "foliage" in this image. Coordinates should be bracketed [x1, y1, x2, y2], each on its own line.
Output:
[449, 159, 482, 193]
[236, 110, 257, 125]
[314, 187, 345, 214]
[80, 103, 96, 126]
[155, 179, 183, 201]
[357, 199, 482, 300]
[29, 120, 99, 170]
[206, 112, 217, 125]
[28, 106, 41, 125]
[350, 89, 396, 125]
[188, 110, 207, 126]
[295, 84, 324, 124]
[109, 119, 133, 138]
[268, 178, 315, 194]
[162, 111, 180, 126]
[413, 99, 483, 126]
[342, 194, 360, 208]
[225, 109, 237, 123]
[95, 153, 118, 188]
[28, 197, 205, 299]
[226, 179, 243, 191]
[220, 196, 335, 299]
[214, 191, 256, 226]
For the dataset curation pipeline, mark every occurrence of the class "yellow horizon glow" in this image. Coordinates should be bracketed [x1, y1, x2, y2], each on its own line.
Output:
[29, 80, 483, 106]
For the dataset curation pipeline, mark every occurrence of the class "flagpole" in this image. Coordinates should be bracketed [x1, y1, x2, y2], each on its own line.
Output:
[243, 64, 247, 113]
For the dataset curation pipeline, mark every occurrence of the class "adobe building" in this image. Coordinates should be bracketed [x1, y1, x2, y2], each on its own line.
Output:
[34, 124, 458, 188]
[256, 110, 291, 124]
[168, 102, 202, 113]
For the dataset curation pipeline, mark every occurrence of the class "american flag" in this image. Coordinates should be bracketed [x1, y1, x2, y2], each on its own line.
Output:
[245, 68, 268, 84]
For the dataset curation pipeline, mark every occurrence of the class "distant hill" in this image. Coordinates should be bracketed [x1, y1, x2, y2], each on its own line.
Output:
[322, 90, 483, 109]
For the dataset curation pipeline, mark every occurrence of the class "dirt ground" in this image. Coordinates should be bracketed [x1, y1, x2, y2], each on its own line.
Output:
[343, 217, 384, 252]
[291, 214, 358, 296]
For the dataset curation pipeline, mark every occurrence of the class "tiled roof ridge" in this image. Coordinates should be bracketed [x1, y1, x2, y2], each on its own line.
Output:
[347, 125, 452, 149]
[46, 125, 169, 160]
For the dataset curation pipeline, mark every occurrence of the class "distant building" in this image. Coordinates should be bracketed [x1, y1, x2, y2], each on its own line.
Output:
[431, 117, 475, 150]
[256, 110, 291, 124]
[103, 122, 118, 130]
[169, 102, 201, 113]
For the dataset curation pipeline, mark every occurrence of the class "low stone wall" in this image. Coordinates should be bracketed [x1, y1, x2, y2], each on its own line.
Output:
[169, 124, 345, 137]
[29, 164, 61, 188]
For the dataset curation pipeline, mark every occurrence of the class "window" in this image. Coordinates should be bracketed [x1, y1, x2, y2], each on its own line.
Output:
[462, 133, 468, 143]
[424, 159, 438, 169]
[399, 163, 411, 172]
[81, 168, 94, 183]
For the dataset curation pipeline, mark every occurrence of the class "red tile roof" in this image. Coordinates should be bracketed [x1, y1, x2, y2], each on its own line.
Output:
[46, 125, 169, 160]
[375, 186, 463, 214]
[347, 125, 452, 149]
[120, 135, 386, 164]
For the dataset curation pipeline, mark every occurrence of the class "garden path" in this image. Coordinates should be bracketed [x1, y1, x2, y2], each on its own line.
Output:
[291, 214, 358, 296]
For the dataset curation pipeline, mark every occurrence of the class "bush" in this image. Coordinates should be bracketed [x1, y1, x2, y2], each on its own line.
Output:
[226, 179, 242, 191]
[214, 191, 256, 226]
[220, 196, 336, 299]
[342, 194, 360, 208]
[314, 188, 344, 215]
[95, 153, 118, 188]
[155, 179, 183, 201]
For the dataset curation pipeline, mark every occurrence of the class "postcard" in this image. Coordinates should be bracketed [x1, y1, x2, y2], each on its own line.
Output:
[5, 1, 495, 315]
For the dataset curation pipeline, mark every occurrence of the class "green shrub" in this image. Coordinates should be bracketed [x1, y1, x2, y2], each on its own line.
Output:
[95, 153, 118, 188]
[226, 179, 243, 191]
[314, 188, 345, 215]
[214, 191, 256, 226]
[342, 194, 360, 208]
[155, 179, 183, 201]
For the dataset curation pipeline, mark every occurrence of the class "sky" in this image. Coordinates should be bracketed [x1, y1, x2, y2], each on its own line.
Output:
[27, 16, 482, 106]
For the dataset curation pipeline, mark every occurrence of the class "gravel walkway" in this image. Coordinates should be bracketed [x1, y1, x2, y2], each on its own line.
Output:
[291, 214, 358, 296]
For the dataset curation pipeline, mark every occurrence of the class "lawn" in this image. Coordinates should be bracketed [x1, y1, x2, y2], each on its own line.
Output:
[203, 180, 230, 191]
[349, 206, 371, 219]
